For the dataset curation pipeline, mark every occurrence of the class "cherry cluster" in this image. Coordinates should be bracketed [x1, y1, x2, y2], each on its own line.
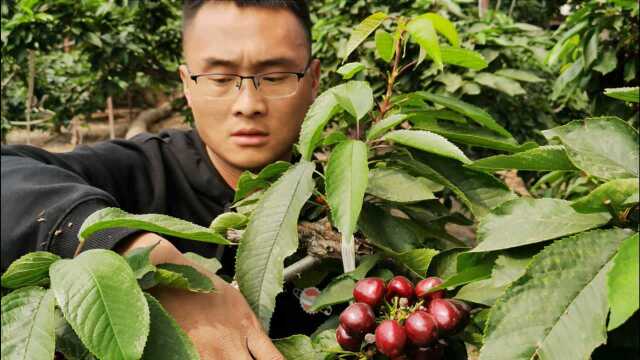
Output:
[336, 276, 470, 359]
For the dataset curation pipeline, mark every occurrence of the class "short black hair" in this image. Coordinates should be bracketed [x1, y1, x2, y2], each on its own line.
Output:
[182, 0, 312, 52]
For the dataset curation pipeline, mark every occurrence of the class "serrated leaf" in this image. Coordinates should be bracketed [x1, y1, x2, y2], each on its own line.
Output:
[209, 212, 248, 233]
[571, 178, 639, 213]
[183, 252, 222, 275]
[430, 263, 494, 292]
[309, 276, 355, 312]
[604, 86, 640, 103]
[141, 294, 199, 360]
[407, 17, 443, 70]
[542, 117, 639, 180]
[551, 60, 582, 100]
[441, 47, 488, 70]
[468, 145, 577, 171]
[274, 335, 323, 360]
[234, 161, 291, 202]
[79, 208, 230, 245]
[435, 72, 463, 93]
[480, 228, 633, 360]
[495, 69, 544, 82]
[154, 264, 214, 293]
[236, 161, 315, 330]
[410, 117, 537, 153]
[366, 113, 408, 140]
[375, 29, 394, 62]
[474, 198, 611, 252]
[326, 140, 369, 272]
[342, 12, 388, 62]
[50, 250, 149, 360]
[1, 287, 56, 360]
[331, 81, 374, 121]
[593, 49, 617, 75]
[607, 233, 639, 331]
[124, 243, 158, 280]
[358, 202, 422, 253]
[347, 254, 382, 281]
[1, 251, 60, 289]
[418, 13, 459, 47]
[475, 72, 526, 97]
[416, 92, 511, 138]
[385, 129, 471, 164]
[366, 167, 435, 203]
[54, 308, 96, 360]
[298, 90, 342, 161]
[336, 62, 365, 80]
[394, 248, 439, 278]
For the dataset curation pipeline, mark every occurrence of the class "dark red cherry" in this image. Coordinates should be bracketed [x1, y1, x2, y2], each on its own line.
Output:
[353, 277, 386, 308]
[428, 298, 464, 335]
[449, 299, 471, 331]
[415, 277, 445, 302]
[339, 302, 376, 336]
[405, 311, 439, 346]
[336, 324, 362, 352]
[386, 275, 414, 301]
[375, 320, 407, 358]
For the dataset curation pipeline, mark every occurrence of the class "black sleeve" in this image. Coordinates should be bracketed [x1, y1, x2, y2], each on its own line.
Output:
[1, 136, 163, 271]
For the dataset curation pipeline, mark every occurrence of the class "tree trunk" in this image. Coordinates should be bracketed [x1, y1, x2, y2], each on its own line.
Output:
[25, 50, 36, 145]
[479, 0, 490, 17]
[125, 102, 173, 139]
[107, 96, 115, 140]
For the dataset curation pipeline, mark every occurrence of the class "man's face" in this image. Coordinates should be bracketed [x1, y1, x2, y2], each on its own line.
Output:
[180, 2, 320, 172]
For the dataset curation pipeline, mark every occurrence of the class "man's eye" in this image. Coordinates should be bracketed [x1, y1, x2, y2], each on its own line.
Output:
[209, 77, 234, 85]
[263, 75, 287, 83]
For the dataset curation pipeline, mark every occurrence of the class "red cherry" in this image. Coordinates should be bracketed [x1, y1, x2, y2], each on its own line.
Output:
[449, 299, 471, 331]
[409, 343, 444, 360]
[428, 298, 464, 335]
[339, 302, 376, 336]
[375, 320, 407, 358]
[405, 311, 439, 346]
[386, 276, 414, 301]
[336, 324, 362, 352]
[415, 277, 445, 302]
[353, 277, 386, 308]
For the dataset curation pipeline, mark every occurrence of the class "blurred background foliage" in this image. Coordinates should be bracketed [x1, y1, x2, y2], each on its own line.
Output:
[1, 0, 638, 144]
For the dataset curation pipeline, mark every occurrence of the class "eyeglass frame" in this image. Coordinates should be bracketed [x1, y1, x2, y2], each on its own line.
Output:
[188, 59, 313, 99]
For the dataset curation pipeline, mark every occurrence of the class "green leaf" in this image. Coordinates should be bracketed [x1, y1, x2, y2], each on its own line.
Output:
[384, 129, 471, 164]
[419, 13, 459, 47]
[583, 31, 598, 68]
[309, 276, 355, 312]
[366, 113, 408, 140]
[154, 264, 214, 293]
[347, 254, 382, 280]
[410, 117, 537, 153]
[141, 294, 199, 360]
[495, 69, 544, 83]
[374, 29, 394, 63]
[1, 287, 56, 360]
[435, 72, 463, 93]
[79, 208, 230, 245]
[542, 117, 639, 180]
[366, 167, 436, 203]
[396, 153, 516, 217]
[431, 263, 494, 292]
[124, 243, 158, 280]
[546, 20, 589, 66]
[331, 81, 374, 122]
[607, 233, 639, 331]
[474, 198, 611, 252]
[480, 228, 633, 360]
[50, 249, 149, 360]
[394, 248, 439, 278]
[183, 252, 222, 275]
[298, 89, 342, 161]
[593, 49, 617, 75]
[342, 12, 388, 62]
[209, 212, 248, 233]
[1, 251, 60, 289]
[416, 92, 512, 138]
[236, 161, 315, 330]
[336, 62, 365, 80]
[234, 161, 291, 202]
[604, 86, 640, 103]
[441, 47, 488, 70]
[358, 203, 423, 253]
[407, 17, 443, 70]
[274, 335, 323, 360]
[54, 309, 96, 360]
[475, 72, 526, 97]
[571, 178, 639, 213]
[551, 60, 582, 100]
[325, 140, 369, 272]
[468, 145, 577, 171]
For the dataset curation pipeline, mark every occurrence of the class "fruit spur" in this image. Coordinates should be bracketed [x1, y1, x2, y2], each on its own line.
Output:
[335, 276, 470, 359]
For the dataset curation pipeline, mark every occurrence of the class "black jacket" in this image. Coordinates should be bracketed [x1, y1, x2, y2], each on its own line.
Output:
[1, 129, 328, 337]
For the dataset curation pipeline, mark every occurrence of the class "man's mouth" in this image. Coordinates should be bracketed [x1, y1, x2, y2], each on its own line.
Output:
[230, 128, 270, 146]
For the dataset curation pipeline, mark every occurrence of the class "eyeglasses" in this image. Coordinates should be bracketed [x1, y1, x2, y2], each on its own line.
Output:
[189, 60, 311, 99]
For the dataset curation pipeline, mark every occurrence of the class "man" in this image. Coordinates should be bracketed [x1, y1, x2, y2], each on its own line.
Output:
[1, 0, 322, 358]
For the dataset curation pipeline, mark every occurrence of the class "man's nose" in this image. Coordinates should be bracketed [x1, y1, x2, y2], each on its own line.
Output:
[231, 78, 267, 118]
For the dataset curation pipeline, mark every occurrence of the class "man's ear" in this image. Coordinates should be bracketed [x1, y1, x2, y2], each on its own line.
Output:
[178, 64, 193, 107]
[309, 58, 321, 100]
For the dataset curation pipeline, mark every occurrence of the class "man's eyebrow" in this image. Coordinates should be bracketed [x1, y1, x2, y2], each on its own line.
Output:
[202, 57, 302, 71]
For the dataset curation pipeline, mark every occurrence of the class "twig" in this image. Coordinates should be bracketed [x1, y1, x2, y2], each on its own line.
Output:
[376, 26, 406, 123]
[283, 255, 321, 282]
